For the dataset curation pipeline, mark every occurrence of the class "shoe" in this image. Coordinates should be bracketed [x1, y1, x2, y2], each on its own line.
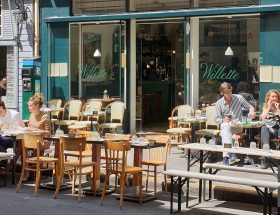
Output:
[223, 157, 229, 166]
[229, 153, 236, 162]
[22, 171, 30, 182]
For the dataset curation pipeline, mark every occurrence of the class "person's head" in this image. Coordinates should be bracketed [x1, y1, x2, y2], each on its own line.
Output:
[220, 82, 233, 101]
[0, 101, 7, 117]
[264, 89, 280, 108]
[237, 81, 249, 92]
[28, 93, 44, 113]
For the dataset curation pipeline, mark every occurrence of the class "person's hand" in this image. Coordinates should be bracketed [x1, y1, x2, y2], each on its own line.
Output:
[249, 111, 256, 119]
[223, 116, 232, 123]
[275, 102, 280, 110]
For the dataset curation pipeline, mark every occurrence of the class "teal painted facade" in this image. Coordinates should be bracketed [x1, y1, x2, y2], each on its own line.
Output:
[40, 1, 280, 130]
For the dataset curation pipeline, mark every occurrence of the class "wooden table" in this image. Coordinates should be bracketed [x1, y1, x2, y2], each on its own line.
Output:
[179, 143, 280, 213]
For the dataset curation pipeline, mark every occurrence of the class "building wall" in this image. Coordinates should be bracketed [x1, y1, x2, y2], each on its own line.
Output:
[0, 0, 33, 115]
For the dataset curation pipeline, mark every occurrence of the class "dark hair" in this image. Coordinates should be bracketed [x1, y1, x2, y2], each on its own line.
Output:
[0, 101, 6, 109]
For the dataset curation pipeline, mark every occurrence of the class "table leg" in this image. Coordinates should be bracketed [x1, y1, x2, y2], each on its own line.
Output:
[278, 164, 280, 214]
[199, 150, 203, 203]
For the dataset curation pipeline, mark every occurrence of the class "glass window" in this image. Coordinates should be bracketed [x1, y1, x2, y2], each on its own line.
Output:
[73, 0, 259, 15]
[70, 23, 125, 100]
[0, 0, 2, 36]
[199, 16, 260, 110]
[72, 0, 125, 15]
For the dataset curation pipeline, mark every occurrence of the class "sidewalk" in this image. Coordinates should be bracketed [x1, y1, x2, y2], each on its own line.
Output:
[0, 147, 274, 215]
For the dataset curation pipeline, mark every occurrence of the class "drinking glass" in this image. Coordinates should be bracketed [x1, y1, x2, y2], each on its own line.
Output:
[208, 138, 215, 146]
[263, 144, 270, 152]
[200, 137, 207, 144]
[139, 137, 145, 144]
[132, 135, 138, 144]
[233, 141, 239, 148]
[93, 132, 100, 140]
[249, 141, 257, 149]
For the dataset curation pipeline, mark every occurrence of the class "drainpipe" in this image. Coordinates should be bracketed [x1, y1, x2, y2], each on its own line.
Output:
[34, 0, 40, 57]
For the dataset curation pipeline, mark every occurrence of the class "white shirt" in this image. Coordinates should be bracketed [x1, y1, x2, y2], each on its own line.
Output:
[0, 109, 22, 127]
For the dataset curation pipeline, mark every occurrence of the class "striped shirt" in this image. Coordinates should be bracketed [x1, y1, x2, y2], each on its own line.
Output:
[214, 94, 254, 124]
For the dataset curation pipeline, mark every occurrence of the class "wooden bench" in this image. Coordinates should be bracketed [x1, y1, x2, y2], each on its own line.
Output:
[163, 169, 280, 214]
[202, 163, 278, 201]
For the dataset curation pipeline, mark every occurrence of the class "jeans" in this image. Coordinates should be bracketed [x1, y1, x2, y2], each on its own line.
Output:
[0, 136, 14, 152]
[261, 125, 278, 148]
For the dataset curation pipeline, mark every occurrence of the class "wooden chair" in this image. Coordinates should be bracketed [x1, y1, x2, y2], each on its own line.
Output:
[168, 104, 193, 128]
[141, 135, 170, 194]
[100, 140, 142, 208]
[195, 105, 220, 141]
[54, 136, 96, 202]
[99, 101, 125, 135]
[47, 99, 63, 132]
[16, 134, 59, 196]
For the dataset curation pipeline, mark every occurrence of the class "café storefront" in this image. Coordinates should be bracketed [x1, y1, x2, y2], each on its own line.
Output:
[41, 0, 280, 133]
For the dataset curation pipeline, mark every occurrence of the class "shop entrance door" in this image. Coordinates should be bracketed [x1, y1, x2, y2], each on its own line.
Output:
[136, 20, 189, 132]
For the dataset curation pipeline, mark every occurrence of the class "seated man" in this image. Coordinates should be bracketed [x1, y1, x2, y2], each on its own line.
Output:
[0, 101, 25, 152]
[214, 82, 255, 165]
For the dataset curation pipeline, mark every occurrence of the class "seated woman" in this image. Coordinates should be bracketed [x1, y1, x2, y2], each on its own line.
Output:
[260, 89, 280, 168]
[23, 93, 51, 180]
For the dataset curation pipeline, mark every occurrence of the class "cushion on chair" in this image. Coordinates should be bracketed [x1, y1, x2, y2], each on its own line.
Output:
[167, 127, 191, 134]
[99, 123, 122, 129]
[195, 129, 221, 137]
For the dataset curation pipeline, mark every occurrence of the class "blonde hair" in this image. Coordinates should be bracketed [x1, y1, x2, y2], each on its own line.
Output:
[29, 93, 44, 108]
[263, 89, 280, 109]
[219, 82, 232, 95]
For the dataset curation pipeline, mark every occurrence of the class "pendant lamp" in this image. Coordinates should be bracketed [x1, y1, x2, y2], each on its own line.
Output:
[94, 35, 101, 57]
[225, 17, 234, 56]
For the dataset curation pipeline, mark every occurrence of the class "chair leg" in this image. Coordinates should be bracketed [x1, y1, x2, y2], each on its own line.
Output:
[53, 169, 64, 199]
[139, 173, 143, 205]
[164, 165, 167, 192]
[145, 165, 150, 192]
[72, 169, 76, 194]
[100, 170, 110, 205]
[119, 173, 125, 208]
[154, 166, 157, 194]
[78, 168, 82, 202]
[91, 167, 96, 197]
[16, 163, 26, 193]
[34, 169, 41, 197]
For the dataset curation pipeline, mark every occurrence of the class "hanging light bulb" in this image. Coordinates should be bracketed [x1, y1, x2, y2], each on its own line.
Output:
[94, 49, 101, 57]
[225, 16, 234, 56]
[93, 34, 101, 57]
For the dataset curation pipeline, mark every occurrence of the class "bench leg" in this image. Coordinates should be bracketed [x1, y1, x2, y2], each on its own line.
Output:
[178, 177, 182, 213]
[198, 150, 203, 203]
[209, 168, 212, 200]
[170, 176, 174, 214]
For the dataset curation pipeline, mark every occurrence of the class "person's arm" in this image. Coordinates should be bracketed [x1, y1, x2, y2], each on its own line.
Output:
[240, 95, 255, 118]
[260, 107, 270, 121]
[14, 112, 25, 127]
[41, 114, 51, 136]
[214, 102, 223, 124]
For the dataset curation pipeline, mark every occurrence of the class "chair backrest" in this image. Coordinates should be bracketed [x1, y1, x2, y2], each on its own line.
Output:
[76, 130, 94, 138]
[205, 105, 219, 128]
[22, 134, 44, 159]
[48, 99, 62, 118]
[105, 133, 130, 141]
[59, 136, 86, 152]
[83, 100, 102, 113]
[145, 135, 170, 164]
[103, 140, 131, 173]
[105, 101, 125, 123]
[177, 105, 193, 119]
[64, 99, 83, 120]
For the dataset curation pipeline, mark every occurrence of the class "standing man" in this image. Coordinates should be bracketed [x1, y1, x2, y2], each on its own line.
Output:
[214, 82, 255, 165]
[0, 101, 24, 152]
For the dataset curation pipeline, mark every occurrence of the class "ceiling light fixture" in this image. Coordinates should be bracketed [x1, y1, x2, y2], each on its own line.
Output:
[225, 16, 234, 56]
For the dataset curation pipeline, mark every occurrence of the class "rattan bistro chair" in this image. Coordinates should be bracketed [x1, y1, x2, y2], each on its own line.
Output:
[16, 134, 59, 196]
[54, 136, 96, 202]
[195, 105, 220, 140]
[99, 101, 125, 135]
